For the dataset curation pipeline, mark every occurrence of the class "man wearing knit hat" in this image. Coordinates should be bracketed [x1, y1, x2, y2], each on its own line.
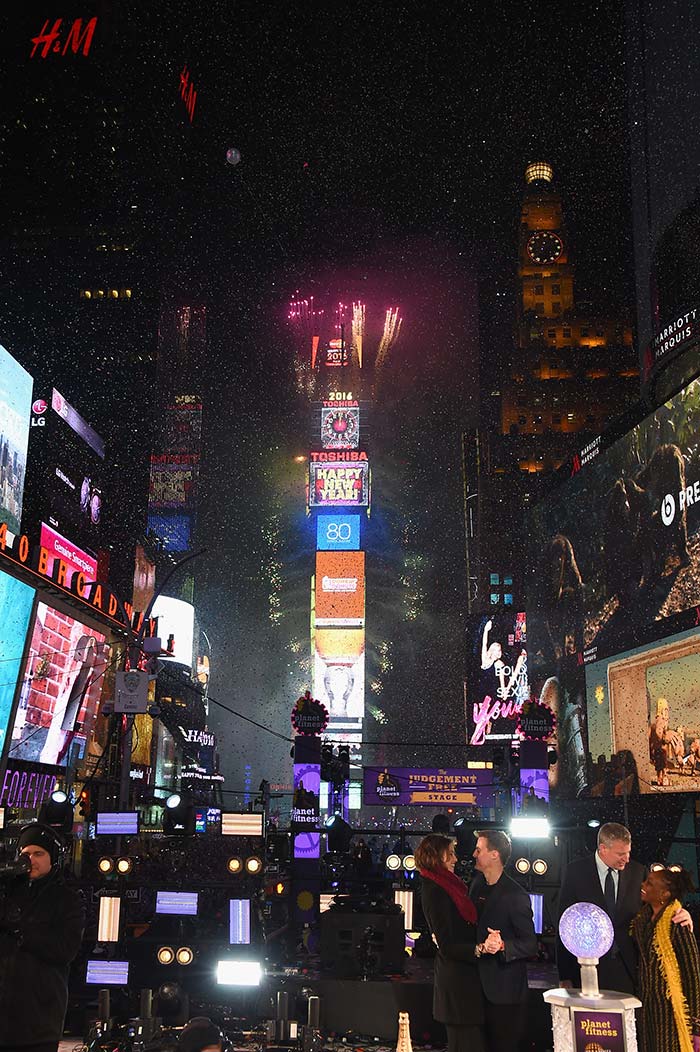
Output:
[0, 823, 84, 1052]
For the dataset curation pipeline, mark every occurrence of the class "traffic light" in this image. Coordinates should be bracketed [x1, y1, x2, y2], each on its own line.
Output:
[320, 742, 334, 782]
[337, 744, 350, 784]
[78, 786, 92, 819]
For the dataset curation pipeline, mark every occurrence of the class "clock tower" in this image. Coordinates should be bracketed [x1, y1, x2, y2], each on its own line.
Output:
[518, 161, 574, 326]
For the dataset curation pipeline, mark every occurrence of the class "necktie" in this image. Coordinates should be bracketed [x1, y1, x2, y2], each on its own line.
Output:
[604, 867, 616, 918]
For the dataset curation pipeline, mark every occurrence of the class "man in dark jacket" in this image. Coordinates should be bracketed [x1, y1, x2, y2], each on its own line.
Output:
[0, 823, 85, 1052]
[556, 821, 691, 994]
[470, 830, 538, 1052]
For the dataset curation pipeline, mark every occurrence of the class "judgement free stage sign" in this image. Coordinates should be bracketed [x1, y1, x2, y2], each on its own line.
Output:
[363, 767, 495, 808]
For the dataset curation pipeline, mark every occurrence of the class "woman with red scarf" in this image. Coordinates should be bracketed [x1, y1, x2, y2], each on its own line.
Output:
[416, 833, 486, 1052]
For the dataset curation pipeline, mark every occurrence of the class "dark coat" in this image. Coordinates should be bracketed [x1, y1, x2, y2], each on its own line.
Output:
[0, 868, 85, 1045]
[420, 875, 485, 1025]
[470, 871, 538, 1005]
[556, 853, 645, 994]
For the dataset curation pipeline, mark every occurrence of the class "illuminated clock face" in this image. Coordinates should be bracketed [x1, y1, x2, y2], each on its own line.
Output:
[527, 231, 563, 264]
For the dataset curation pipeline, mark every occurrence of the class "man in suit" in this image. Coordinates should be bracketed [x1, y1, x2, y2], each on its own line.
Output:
[557, 821, 691, 994]
[470, 830, 538, 1052]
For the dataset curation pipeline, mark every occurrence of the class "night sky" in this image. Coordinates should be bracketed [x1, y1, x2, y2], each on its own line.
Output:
[0, 2, 635, 800]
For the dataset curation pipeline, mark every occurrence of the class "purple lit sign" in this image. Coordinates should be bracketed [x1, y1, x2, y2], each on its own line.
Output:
[0, 767, 56, 810]
[363, 767, 495, 808]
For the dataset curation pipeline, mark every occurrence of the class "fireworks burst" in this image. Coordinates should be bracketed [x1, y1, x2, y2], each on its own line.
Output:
[352, 301, 366, 368]
[375, 306, 403, 374]
[288, 293, 324, 394]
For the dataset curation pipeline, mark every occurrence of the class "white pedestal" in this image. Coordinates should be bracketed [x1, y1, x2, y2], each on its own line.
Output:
[543, 987, 641, 1052]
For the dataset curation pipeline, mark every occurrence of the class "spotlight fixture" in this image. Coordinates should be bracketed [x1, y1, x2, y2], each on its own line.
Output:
[166, 794, 181, 809]
[453, 817, 465, 828]
[515, 858, 531, 875]
[216, 960, 263, 987]
[510, 817, 550, 839]
[403, 854, 416, 871]
[157, 946, 175, 965]
[116, 857, 133, 875]
[532, 859, 548, 876]
[227, 857, 243, 874]
[176, 946, 194, 966]
[162, 791, 195, 835]
[245, 856, 262, 875]
[385, 854, 402, 871]
[650, 863, 664, 872]
[587, 818, 601, 829]
[98, 856, 114, 875]
[39, 787, 74, 833]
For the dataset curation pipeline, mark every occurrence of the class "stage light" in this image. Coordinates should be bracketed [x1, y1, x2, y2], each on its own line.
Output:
[176, 946, 194, 966]
[115, 857, 133, 875]
[162, 791, 195, 835]
[668, 864, 682, 873]
[326, 815, 353, 854]
[587, 818, 601, 828]
[453, 817, 465, 828]
[227, 856, 243, 874]
[39, 788, 74, 833]
[386, 854, 402, 871]
[515, 858, 531, 875]
[510, 817, 550, 839]
[157, 946, 175, 965]
[216, 960, 263, 986]
[98, 856, 114, 875]
[97, 896, 121, 942]
[394, 888, 414, 929]
[245, 856, 262, 875]
[402, 854, 416, 871]
[532, 859, 548, 876]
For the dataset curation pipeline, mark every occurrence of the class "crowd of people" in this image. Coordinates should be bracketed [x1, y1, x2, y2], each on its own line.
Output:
[417, 821, 700, 1052]
[1, 819, 699, 1051]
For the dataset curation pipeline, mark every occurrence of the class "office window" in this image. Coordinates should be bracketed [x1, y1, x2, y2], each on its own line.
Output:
[563, 328, 572, 338]
[547, 330, 556, 338]
[534, 303, 544, 315]
[581, 328, 589, 337]
[518, 415, 527, 425]
[552, 302, 561, 314]
[553, 415, 562, 425]
[534, 285, 544, 295]
[503, 576, 513, 586]
[490, 593, 500, 605]
[551, 284, 560, 295]
[490, 573, 500, 586]
[504, 594, 514, 605]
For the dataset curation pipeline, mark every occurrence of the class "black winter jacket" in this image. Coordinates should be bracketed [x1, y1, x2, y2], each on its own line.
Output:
[0, 868, 85, 1045]
[420, 876, 484, 1025]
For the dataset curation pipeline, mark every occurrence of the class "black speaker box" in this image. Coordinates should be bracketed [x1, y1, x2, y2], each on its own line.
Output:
[320, 910, 405, 976]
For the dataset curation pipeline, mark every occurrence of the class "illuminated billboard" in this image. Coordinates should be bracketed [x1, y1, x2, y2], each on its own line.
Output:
[315, 552, 365, 626]
[151, 595, 195, 670]
[468, 612, 529, 746]
[526, 371, 700, 797]
[309, 460, 369, 507]
[40, 522, 98, 585]
[0, 345, 33, 537]
[147, 396, 201, 552]
[363, 767, 495, 809]
[584, 625, 700, 796]
[313, 627, 365, 728]
[9, 602, 109, 767]
[528, 374, 700, 663]
[320, 404, 359, 449]
[26, 389, 105, 550]
[316, 514, 360, 551]
[0, 571, 35, 756]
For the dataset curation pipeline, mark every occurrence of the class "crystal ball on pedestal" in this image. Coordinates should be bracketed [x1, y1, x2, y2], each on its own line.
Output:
[559, 902, 614, 959]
